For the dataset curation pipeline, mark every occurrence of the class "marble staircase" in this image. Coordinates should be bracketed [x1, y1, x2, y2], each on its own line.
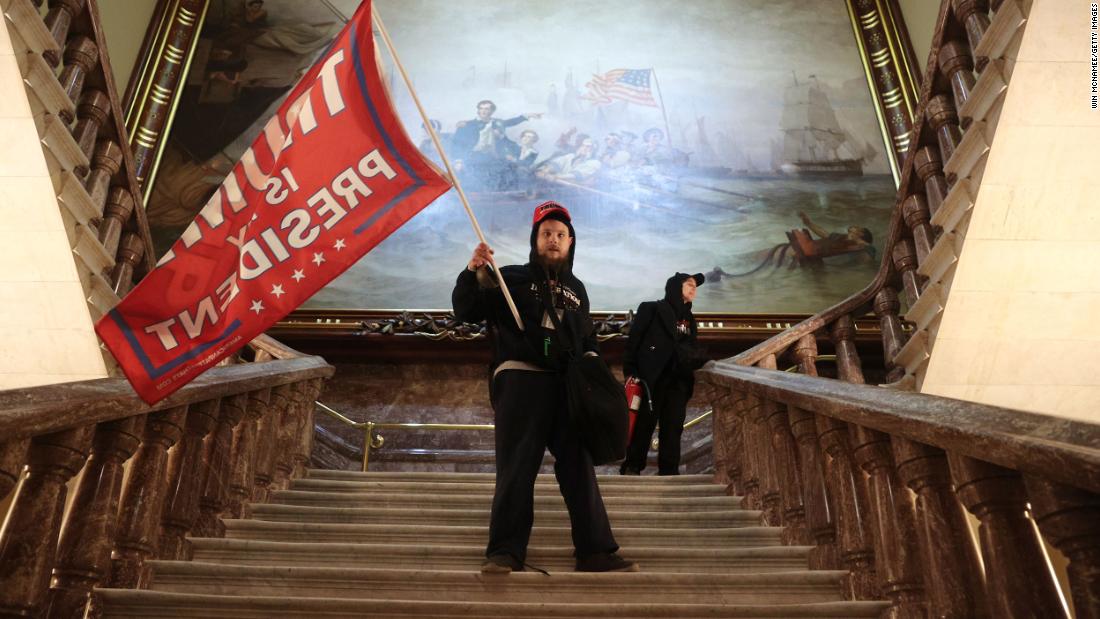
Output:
[97, 470, 890, 618]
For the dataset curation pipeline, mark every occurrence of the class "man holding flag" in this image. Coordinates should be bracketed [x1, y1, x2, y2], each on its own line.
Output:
[96, 1, 450, 404]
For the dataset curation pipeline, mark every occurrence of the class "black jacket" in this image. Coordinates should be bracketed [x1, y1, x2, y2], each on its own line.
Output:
[452, 263, 598, 372]
[623, 275, 703, 386]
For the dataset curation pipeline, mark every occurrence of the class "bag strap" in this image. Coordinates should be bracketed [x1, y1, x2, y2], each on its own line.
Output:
[537, 277, 575, 360]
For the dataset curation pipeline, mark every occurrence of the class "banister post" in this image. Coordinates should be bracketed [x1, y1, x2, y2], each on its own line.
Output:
[0, 439, 29, 503]
[109, 406, 187, 589]
[0, 426, 94, 616]
[894, 439, 989, 618]
[195, 393, 249, 538]
[253, 385, 292, 502]
[709, 386, 744, 495]
[873, 287, 908, 383]
[835, 316, 928, 616]
[1024, 477, 1100, 619]
[755, 354, 784, 527]
[47, 417, 142, 618]
[789, 334, 839, 569]
[950, 456, 1066, 618]
[157, 399, 221, 560]
[738, 392, 764, 512]
[226, 388, 268, 518]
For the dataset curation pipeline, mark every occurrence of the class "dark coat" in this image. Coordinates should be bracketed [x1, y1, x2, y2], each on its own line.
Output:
[623, 273, 706, 388]
[623, 299, 698, 386]
[452, 264, 598, 372]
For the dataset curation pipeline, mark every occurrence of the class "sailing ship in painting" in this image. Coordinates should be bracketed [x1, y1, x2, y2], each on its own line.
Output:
[776, 75, 878, 178]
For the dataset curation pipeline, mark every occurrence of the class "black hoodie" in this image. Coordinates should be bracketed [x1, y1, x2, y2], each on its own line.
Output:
[452, 214, 597, 373]
[623, 274, 702, 385]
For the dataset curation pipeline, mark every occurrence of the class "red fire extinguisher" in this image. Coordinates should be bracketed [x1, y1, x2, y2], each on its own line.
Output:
[624, 377, 650, 445]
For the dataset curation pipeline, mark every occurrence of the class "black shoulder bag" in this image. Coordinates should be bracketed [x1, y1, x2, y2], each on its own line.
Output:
[539, 279, 628, 465]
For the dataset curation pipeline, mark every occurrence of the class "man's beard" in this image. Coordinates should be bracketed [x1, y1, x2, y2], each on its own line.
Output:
[537, 250, 568, 272]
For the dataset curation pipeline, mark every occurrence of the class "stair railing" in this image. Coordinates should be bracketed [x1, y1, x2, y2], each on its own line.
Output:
[701, 354, 1099, 619]
[0, 335, 334, 617]
[314, 400, 716, 472]
[732, 0, 1026, 385]
[698, 3, 1100, 618]
[4, 0, 161, 319]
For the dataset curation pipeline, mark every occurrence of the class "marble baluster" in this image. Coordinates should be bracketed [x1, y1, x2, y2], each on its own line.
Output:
[226, 388, 268, 518]
[926, 95, 963, 174]
[902, 194, 935, 265]
[789, 334, 838, 569]
[0, 439, 29, 502]
[253, 385, 292, 502]
[71, 89, 109, 176]
[158, 398, 221, 560]
[913, 146, 949, 221]
[46, 417, 142, 618]
[739, 392, 763, 512]
[0, 426, 93, 616]
[195, 393, 248, 538]
[817, 412, 878, 599]
[42, 0, 86, 67]
[894, 439, 989, 618]
[98, 187, 134, 258]
[938, 41, 978, 120]
[892, 239, 923, 306]
[58, 36, 98, 109]
[1024, 477, 1100, 619]
[952, 0, 992, 71]
[756, 354, 783, 527]
[110, 233, 144, 295]
[109, 406, 187, 589]
[818, 317, 878, 599]
[763, 386, 808, 544]
[272, 385, 300, 491]
[834, 316, 927, 616]
[873, 288, 908, 384]
[84, 140, 123, 218]
[294, 379, 324, 478]
[951, 456, 1065, 619]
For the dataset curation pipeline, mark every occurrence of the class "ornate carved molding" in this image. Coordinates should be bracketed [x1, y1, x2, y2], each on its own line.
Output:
[845, 0, 922, 184]
[123, 0, 209, 196]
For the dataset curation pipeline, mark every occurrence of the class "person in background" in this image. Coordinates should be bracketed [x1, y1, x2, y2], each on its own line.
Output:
[620, 273, 707, 475]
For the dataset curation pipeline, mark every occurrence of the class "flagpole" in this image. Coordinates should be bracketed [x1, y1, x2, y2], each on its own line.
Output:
[370, 3, 524, 332]
[649, 67, 674, 149]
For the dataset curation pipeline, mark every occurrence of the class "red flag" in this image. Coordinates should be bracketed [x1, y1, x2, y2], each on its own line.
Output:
[96, 0, 450, 404]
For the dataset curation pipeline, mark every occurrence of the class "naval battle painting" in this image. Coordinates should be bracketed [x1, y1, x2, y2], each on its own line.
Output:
[147, 0, 897, 313]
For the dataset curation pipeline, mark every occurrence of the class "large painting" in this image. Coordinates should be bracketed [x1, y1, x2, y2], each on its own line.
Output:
[145, 0, 897, 313]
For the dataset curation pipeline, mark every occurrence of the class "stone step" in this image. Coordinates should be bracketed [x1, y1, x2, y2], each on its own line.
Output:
[188, 539, 811, 573]
[249, 504, 764, 529]
[306, 469, 715, 485]
[145, 562, 848, 605]
[289, 478, 728, 497]
[221, 520, 783, 548]
[269, 489, 743, 512]
[98, 590, 890, 618]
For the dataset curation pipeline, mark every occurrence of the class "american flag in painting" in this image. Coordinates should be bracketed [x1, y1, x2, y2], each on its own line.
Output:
[582, 68, 658, 107]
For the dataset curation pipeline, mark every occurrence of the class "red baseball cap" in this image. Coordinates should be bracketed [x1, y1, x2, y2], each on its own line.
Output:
[532, 201, 571, 226]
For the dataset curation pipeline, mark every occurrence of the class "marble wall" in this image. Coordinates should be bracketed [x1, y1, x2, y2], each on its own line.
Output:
[921, 0, 1100, 423]
[0, 16, 109, 389]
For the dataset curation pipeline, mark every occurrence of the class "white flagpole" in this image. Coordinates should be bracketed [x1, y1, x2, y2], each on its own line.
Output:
[370, 3, 525, 332]
[649, 67, 674, 149]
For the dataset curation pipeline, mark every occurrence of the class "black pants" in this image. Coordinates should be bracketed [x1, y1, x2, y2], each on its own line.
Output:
[487, 370, 618, 563]
[621, 371, 693, 475]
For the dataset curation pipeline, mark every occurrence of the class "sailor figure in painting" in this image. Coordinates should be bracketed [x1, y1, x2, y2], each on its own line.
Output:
[451, 100, 542, 191]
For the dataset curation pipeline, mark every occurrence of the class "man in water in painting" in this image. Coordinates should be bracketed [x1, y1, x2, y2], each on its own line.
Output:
[797, 211, 875, 259]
